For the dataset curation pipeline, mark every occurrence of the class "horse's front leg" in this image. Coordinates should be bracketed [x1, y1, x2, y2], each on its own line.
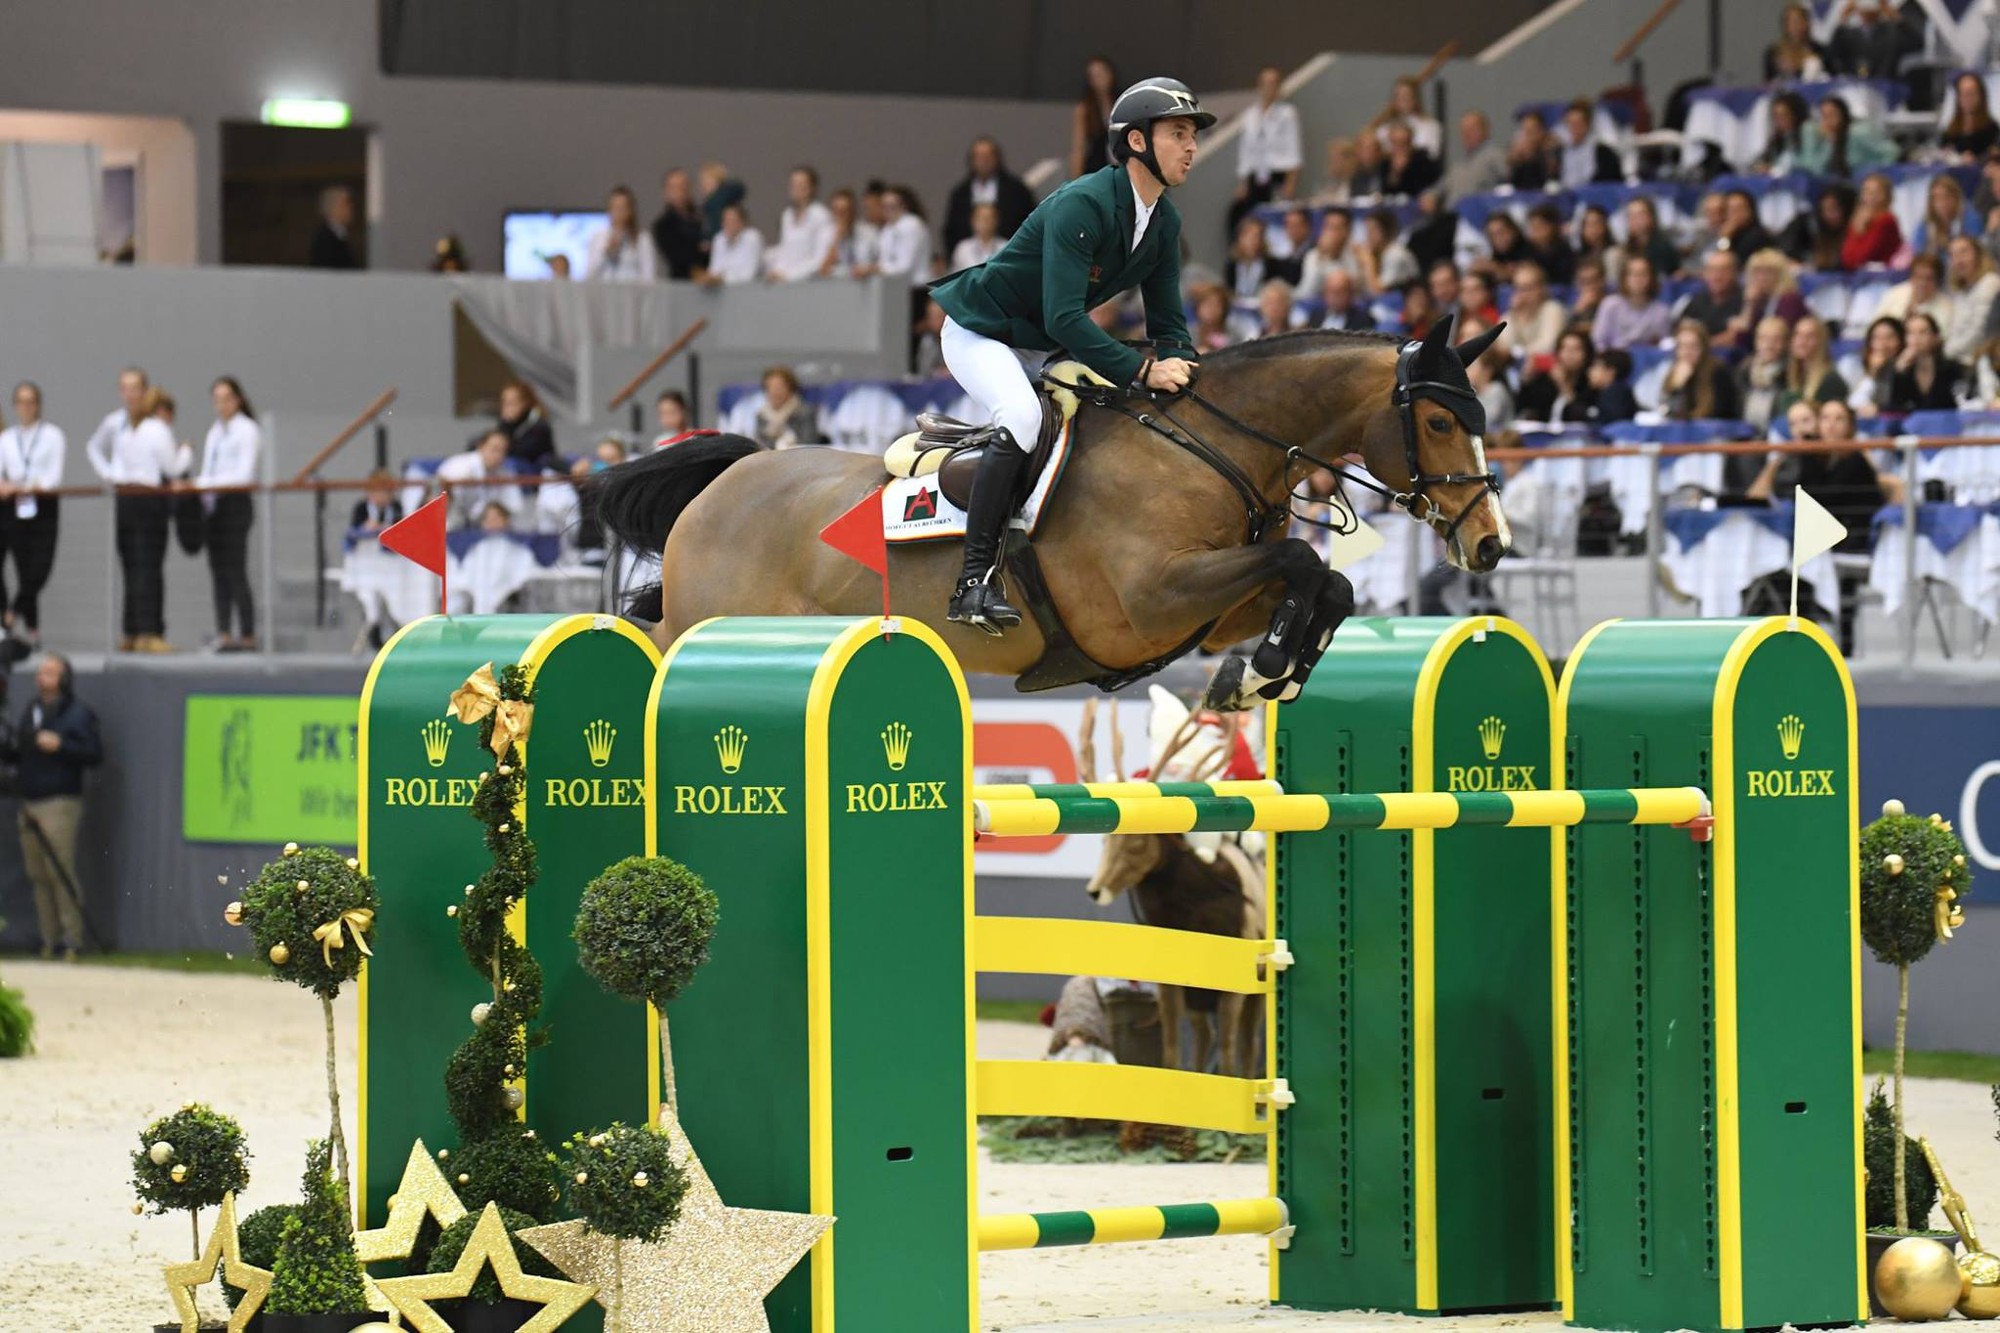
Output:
[1124, 539, 1327, 710]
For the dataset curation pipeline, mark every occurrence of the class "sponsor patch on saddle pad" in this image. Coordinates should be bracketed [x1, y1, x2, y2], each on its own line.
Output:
[883, 420, 1073, 544]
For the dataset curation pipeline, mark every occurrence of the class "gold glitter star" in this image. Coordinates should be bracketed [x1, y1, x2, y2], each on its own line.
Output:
[161, 1192, 273, 1333]
[518, 1105, 833, 1333]
[353, 1137, 469, 1314]
[375, 1202, 596, 1333]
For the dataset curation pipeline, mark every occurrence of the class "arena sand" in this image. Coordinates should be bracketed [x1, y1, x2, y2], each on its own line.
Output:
[2, 960, 1993, 1332]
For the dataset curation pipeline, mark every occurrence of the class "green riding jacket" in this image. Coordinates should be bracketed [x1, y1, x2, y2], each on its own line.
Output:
[929, 164, 1197, 387]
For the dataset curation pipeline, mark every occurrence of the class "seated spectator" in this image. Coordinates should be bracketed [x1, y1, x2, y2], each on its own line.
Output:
[1558, 100, 1623, 187]
[1460, 318, 1515, 430]
[1523, 204, 1576, 284]
[1406, 190, 1459, 272]
[1575, 204, 1617, 275]
[437, 430, 525, 528]
[753, 366, 822, 449]
[1718, 190, 1776, 260]
[1825, 1, 1920, 82]
[1593, 253, 1674, 350]
[1500, 263, 1568, 360]
[1677, 250, 1745, 340]
[1755, 91, 1812, 175]
[652, 390, 695, 447]
[1572, 257, 1609, 326]
[1683, 190, 1728, 269]
[697, 161, 747, 239]
[651, 169, 706, 280]
[1398, 281, 1440, 339]
[1458, 270, 1500, 328]
[1253, 279, 1301, 338]
[1507, 111, 1554, 191]
[1358, 208, 1419, 294]
[1269, 208, 1312, 283]
[1317, 269, 1375, 331]
[765, 166, 836, 282]
[1426, 260, 1462, 320]
[586, 186, 661, 282]
[1225, 217, 1272, 304]
[495, 380, 557, 473]
[1517, 327, 1597, 424]
[1977, 153, 2000, 238]
[1943, 233, 2000, 360]
[1781, 182, 1856, 271]
[1623, 196, 1684, 279]
[1914, 173, 1977, 258]
[1231, 64, 1304, 231]
[1972, 333, 2000, 406]
[698, 202, 764, 285]
[1298, 207, 1361, 295]
[1941, 72, 2000, 161]
[1765, 3, 1830, 80]
[944, 136, 1034, 255]
[1785, 314, 1852, 408]
[1886, 312, 1967, 412]
[1314, 137, 1359, 205]
[1661, 319, 1742, 420]
[820, 188, 879, 277]
[1367, 76, 1444, 156]
[351, 469, 404, 531]
[478, 499, 514, 534]
[1738, 316, 1793, 433]
[874, 185, 935, 287]
[949, 202, 1005, 272]
[1876, 253, 1953, 328]
[1380, 122, 1441, 198]
[1801, 97, 1898, 179]
[1442, 111, 1507, 205]
[1720, 248, 1807, 352]
[1350, 133, 1386, 198]
[1484, 211, 1532, 276]
[1586, 348, 1640, 425]
[914, 299, 949, 378]
[1851, 314, 1907, 415]
[1190, 283, 1237, 351]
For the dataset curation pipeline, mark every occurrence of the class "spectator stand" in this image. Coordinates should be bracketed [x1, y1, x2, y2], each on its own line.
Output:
[1682, 78, 1908, 172]
[716, 378, 974, 452]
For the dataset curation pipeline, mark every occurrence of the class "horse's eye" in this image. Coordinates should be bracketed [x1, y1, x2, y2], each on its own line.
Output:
[1427, 414, 1451, 433]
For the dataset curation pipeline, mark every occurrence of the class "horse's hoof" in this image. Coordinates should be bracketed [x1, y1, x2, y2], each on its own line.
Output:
[1202, 655, 1250, 712]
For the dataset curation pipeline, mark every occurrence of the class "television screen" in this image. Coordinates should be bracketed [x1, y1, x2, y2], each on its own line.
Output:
[501, 210, 606, 279]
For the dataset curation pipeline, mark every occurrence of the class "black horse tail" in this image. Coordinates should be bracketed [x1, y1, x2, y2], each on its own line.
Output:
[586, 433, 762, 619]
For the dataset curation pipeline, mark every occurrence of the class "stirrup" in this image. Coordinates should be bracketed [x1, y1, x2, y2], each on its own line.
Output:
[948, 574, 1021, 635]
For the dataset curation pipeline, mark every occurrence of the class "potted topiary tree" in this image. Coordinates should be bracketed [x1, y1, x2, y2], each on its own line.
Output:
[262, 1140, 369, 1333]
[571, 855, 719, 1111]
[422, 1204, 567, 1332]
[226, 1203, 301, 1322]
[556, 1123, 690, 1332]
[0, 967, 32, 1057]
[1864, 1078, 1948, 1308]
[133, 1102, 252, 1330]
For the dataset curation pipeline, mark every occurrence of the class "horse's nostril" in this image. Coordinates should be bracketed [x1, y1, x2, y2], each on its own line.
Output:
[1476, 536, 1504, 568]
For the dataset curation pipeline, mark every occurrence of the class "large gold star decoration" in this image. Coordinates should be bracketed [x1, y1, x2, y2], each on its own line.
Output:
[519, 1105, 833, 1333]
[161, 1192, 273, 1333]
[375, 1202, 596, 1333]
[353, 1137, 469, 1314]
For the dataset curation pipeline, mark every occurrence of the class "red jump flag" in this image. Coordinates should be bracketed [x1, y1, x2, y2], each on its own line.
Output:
[379, 493, 451, 617]
[819, 485, 890, 619]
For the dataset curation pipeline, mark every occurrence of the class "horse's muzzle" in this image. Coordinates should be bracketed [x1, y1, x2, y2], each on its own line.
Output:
[1471, 534, 1506, 573]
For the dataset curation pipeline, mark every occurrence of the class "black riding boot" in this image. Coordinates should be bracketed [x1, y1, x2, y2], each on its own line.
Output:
[947, 436, 1028, 633]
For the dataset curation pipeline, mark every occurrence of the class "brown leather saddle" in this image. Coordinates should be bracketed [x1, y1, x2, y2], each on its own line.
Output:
[887, 404, 1067, 510]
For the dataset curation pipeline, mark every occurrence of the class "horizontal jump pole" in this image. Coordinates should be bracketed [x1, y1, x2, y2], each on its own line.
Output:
[974, 916, 1276, 995]
[978, 1196, 1290, 1251]
[976, 1059, 1282, 1136]
[974, 778, 1283, 802]
[973, 787, 1709, 838]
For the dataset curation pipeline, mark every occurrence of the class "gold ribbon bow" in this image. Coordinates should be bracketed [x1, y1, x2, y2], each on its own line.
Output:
[448, 664, 535, 757]
[489, 698, 534, 758]
[1936, 885, 1965, 941]
[313, 908, 376, 967]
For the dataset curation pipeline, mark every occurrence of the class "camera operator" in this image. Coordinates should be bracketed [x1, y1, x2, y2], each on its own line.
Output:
[4, 653, 101, 959]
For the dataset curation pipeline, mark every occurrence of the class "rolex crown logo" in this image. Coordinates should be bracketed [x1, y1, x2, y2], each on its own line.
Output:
[584, 719, 616, 768]
[1478, 715, 1506, 761]
[714, 725, 748, 774]
[1777, 714, 1805, 761]
[882, 721, 912, 772]
[422, 718, 452, 768]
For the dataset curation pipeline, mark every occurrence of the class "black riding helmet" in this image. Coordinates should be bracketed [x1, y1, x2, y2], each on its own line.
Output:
[1108, 79, 1218, 186]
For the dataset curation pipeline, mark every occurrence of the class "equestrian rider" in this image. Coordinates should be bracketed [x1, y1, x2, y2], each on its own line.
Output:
[929, 78, 1216, 633]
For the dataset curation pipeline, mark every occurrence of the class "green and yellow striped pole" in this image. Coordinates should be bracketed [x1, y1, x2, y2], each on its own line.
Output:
[978, 1197, 1289, 1251]
[973, 786, 1708, 838]
[973, 778, 1282, 801]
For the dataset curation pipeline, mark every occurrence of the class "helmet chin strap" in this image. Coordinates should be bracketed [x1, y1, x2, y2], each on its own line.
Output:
[1132, 127, 1170, 188]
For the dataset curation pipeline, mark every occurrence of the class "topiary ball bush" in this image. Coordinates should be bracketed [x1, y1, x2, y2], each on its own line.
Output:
[573, 856, 719, 1010]
[426, 1205, 562, 1304]
[0, 977, 32, 1057]
[239, 845, 380, 999]
[226, 1203, 301, 1309]
[1864, 1081, 1939, 1230]
[1860, 812, 1970, 969]
[446, 1130, 563, 1223]
[131, 1104, 251, 1216]
[561, 1122, 689, 1242]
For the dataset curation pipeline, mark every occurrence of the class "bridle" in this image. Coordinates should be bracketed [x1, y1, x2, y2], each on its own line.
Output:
[1386, 339, 1502, 554]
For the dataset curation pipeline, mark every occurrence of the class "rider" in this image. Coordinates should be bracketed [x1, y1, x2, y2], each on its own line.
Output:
[929, 78, 1216, 633]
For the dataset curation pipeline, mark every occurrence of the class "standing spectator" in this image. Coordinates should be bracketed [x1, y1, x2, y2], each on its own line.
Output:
[1737, 316, 1794, 433]
[1313, 137, 1359, 205]
[1660, 319, 1742, 421]
[1252, 279, 1300, 338]
[1558, 101, 1622, 187]
[914, 299, 950, 377]
[876, 185, 934, 284]
[1586, 348, 1640, 425]
[1441, 111, 1507, 206]
[1506, 111, 1555, 191]
[1523, 204, 1576, 284]
[9, 652, 100, 960]
[820, 187, 880, 277]
[1358, 208, 1419, 295]
[1379, 122, 1440, 198]
[1785, 313, 1851, 407]
[586, 186, 660, 282]
[1755, 92, 1812, 174]
[1483, 212, 1532, 275]
[697, 202, 765, 285]
[765, 166, 837, 283]
[1224, 217, 1272, 305]
[1719, 248, 1807, 353]
[1366, 77, 1443, 157]
[436, 430, 524, 528]
[1943, 233, 2000, 360]
[753, 367, 822, 449]
[1913, 174, 1976, 257]
[430, 235, 468, 273]
[1190, 284, 1237, 351]
[1230, 65, 1303, 231]
[308, 186, 362, 270]
[1571, 257, 1609, 327]
[496, 381, 557, 473]
[950, 203, 1006, 272]
[1593, 254, 1674, 350]
[195, 377, 261, 652]
[1886, 312, 1967, 412]
[1826, 0, 1921, 80]
[1500, 264, 1568, 360]
[944, 137, 1035, 255]
[1801, 97, 1898, 179]
[1623, 196, 1683, 278]
[1677, 249, 1745, 339]
[1875, 252, 1953, 328]
[696, 161, 746, 239]
[1297, 208, 1361, 294]
[1717, 190, 1775, 259]
[1781, 182, 1856, 270]
[0, 383, 63, 649]
[1316, 269, 1375, 332]
[85, 370, 177, 652]
[1941, 72, 2000, 161]
[650, 169, 706, 279]
[1765, 3, 1830, 80]
[1069, 56, 1120, 180]
[1851, 315, 1907, 415]
[1516, 327, 1597, 423]
[652, 390, 695, 447]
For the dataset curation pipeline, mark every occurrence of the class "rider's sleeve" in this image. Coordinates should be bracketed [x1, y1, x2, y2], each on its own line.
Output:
[1041, 194, 1147, 386]
[1141, 210, 1199, 363]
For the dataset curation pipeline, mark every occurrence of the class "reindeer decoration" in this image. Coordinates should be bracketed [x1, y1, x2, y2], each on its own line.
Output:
[1075, 696, 1265, 1081]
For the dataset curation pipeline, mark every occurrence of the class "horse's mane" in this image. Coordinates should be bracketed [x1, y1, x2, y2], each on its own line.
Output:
[1199, 327, 1404, 365]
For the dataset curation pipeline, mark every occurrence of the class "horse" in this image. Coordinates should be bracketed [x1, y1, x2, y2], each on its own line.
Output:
[593, 315, 1509, 708]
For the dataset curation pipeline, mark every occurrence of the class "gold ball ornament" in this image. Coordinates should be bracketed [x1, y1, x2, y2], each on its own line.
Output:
[574, 1171, 589, 1185]
[587, 1134, 606, 1148]
[170, 1164, 189, 1183]
[1957, 854, 1968, 868]
[497, 823, 511, 834]
[437, 1149, 450, 1161]
[283, 841, 299, 855]
[1959, 1249, 2000, 1319]
[268, 942, 290, 965]
[222, 901, 244, 926]
[1885, 853, 1906, 877]
[295, 879, 310, 893]
[130, 1202, 144, 1215]
[149, 1141, 175, 1165]
[478, 771, 489, 784]
[345, 857, 359, 869]
[457, 1173, 470, 1186]
[501, 1086, 524, 1111]
[446, 905, 458, 918]
[1884, 799, 1907, 817]
[498, 764, 513, 776]
[470, 1003, 491, 1026]
[1877, 1236, 1965, 1320]
[632, 1171, 648, 1189]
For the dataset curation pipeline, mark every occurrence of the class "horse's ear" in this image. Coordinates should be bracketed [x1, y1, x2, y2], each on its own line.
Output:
[1453, 319, 1505, 368]
[1417, 312, 1456, 368]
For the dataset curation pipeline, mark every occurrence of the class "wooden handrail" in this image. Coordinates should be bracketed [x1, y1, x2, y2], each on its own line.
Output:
[289, 388, 398, 485]
[1411, 41, 1461, 86]
[1613, 0, 1684, 64]
[1483, 434, 1999, 463]
[607, 317, 710, 411]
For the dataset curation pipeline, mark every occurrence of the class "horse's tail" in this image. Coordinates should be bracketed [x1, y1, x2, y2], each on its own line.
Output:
[587, 433, 762, 619]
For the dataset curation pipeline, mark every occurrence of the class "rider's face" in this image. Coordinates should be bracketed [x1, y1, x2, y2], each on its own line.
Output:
[1148, 117, 1200, 186]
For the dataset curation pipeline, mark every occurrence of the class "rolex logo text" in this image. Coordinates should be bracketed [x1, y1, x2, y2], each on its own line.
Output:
[672, 784, 788, 815]
[545, 777, 645, 807]
[421, 718, 452, 768]
[383, 776, 480, 806]
[584, 719, 616, 768]
[844, 781, 949, 813]
[1448, 715, 1534, 790]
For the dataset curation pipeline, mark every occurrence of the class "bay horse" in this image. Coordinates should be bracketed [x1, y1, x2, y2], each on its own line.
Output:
[594, 316, 1509, 707]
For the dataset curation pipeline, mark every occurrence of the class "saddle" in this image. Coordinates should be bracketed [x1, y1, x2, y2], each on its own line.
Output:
[882, 361, 1111, 508]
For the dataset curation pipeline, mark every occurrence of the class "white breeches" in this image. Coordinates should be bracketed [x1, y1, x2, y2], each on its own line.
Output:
[940, 317, 1041, 451]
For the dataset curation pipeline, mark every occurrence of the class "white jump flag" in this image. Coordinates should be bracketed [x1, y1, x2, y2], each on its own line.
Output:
[1326, 519, 1386, 572]
[1790, 487, 1848, 623]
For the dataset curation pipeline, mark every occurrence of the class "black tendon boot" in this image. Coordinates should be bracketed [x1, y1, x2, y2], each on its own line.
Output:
[946, 436, 1029, 633]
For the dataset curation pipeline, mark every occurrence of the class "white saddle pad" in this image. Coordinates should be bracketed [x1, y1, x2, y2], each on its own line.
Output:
[882, 419, 1074, 545]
